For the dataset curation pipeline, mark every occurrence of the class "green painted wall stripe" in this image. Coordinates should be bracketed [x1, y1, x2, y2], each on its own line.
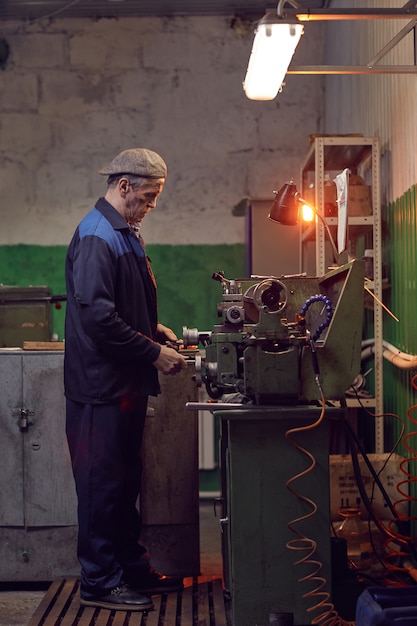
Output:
[148, 243, 246, 338]
[0, 243, 246, 341]
[0, 243, 243, 493]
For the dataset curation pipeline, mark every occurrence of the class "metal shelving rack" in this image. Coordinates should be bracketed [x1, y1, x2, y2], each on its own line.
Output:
[300, 136, 384, 452]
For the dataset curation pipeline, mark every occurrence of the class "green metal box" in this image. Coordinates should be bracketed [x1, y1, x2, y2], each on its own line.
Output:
[0, 285, 51, 347]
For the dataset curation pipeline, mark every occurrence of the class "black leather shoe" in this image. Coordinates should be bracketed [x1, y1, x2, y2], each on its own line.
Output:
[80, 584, 154, 611]
[129, 569, 184, 594]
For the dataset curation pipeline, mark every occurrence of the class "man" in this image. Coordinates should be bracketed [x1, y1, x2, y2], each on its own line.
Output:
[64, 148, 188, 612]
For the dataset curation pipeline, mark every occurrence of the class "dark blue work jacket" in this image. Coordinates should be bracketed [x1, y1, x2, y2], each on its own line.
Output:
[64, 197, 161, 404]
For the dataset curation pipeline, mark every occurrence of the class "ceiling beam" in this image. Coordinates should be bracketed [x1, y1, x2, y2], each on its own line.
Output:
[284, 4, 417, 74]
[287, 65, 417, 74]
[289, 8, 417, 21]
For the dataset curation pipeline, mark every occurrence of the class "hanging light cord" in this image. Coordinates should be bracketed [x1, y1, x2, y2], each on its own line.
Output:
[277, 0, 303, 17]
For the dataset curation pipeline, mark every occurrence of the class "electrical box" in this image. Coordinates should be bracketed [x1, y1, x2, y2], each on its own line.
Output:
[0, 285, 51, 347]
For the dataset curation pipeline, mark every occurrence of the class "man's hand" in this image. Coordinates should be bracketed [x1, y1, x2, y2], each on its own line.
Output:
[153, 344, 188, 375]
[155, 322, 178, 343]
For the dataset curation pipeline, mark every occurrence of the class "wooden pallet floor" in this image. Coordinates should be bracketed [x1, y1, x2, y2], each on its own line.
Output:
[27, 576, 231, 626]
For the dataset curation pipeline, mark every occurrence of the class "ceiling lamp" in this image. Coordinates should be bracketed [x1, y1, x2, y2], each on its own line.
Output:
[243, 0, 304, 100]
[243, 1, 417, 91]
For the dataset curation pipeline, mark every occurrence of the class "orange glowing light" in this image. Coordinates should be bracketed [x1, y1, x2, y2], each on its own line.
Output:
[301, 202, 315, 222]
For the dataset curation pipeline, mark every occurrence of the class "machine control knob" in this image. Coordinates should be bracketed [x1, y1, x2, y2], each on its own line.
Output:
[225, 306, 245, 324]
[182, 326, 199, 346]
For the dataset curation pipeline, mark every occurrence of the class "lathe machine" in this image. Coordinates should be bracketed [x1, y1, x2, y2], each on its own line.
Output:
[183, 259, 365, 406]
[184, 259, 365, 626]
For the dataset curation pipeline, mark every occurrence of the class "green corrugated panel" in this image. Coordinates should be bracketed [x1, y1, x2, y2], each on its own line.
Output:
[383, 186, 417, 517]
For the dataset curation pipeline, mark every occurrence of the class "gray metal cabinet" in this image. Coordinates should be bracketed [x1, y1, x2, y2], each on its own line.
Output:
[0, 351, 200, 581]
[0, 349, 79, 580]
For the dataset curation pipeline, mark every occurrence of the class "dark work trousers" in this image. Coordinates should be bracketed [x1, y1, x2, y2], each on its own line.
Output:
[66, 396, 150, 598]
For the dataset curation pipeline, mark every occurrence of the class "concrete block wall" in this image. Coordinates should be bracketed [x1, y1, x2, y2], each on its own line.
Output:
[0, 15, 324, 246]
[0, 14, 324, 339]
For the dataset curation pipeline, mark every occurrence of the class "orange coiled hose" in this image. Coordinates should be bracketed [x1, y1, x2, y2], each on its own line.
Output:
[285, 393, 355, 626]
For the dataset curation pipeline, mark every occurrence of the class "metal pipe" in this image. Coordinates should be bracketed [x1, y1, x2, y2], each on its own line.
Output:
[277, 0, 302, 17]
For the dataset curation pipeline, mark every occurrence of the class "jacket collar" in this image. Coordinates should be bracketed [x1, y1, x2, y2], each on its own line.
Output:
[96, 196, 129, 231]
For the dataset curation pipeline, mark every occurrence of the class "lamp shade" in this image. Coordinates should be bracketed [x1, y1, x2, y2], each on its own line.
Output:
[243, 18, 304, 101]
[270, 179, 340, 261]
[269, 181, 300, 225]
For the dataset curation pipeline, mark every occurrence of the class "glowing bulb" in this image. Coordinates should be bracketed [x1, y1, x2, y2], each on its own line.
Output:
[301, 203, 315, 222]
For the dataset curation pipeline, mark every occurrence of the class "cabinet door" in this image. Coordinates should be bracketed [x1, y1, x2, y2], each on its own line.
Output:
[140, 364, 200, 576]
[0, 353, 25, 525]
[23, 352, 77, 526]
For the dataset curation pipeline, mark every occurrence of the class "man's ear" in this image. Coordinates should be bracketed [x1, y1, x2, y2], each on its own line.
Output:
[119, 177, 130, 196]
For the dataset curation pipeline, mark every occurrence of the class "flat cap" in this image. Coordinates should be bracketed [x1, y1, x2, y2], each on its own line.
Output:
[98, 148, 167, 178]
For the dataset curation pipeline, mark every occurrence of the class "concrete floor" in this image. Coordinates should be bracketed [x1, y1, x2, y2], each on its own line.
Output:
[0, 499, 223, 626]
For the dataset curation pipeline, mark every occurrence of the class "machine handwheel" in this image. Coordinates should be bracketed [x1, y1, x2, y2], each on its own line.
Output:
[252, 279, 288, 315]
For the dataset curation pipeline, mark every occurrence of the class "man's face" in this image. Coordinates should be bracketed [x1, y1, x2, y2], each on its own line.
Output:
[123, 178, 165, 224]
